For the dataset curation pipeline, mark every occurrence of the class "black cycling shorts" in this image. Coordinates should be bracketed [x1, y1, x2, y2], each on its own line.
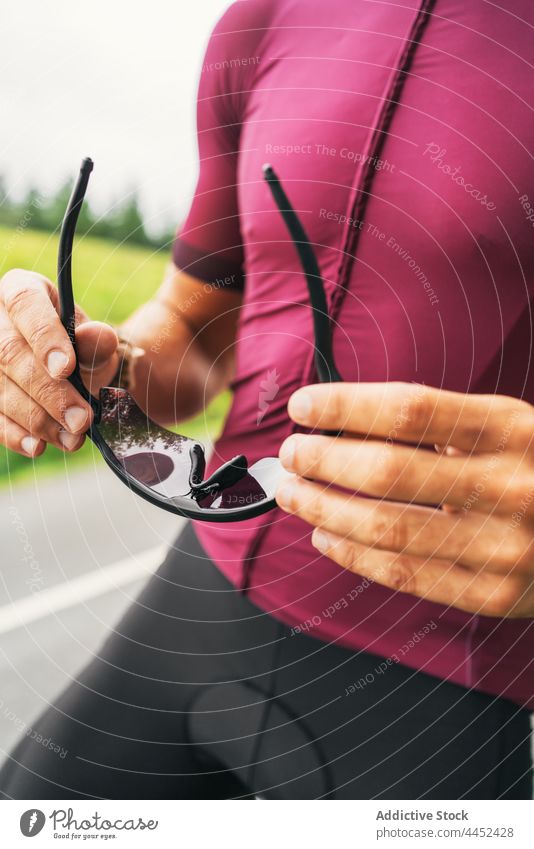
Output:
[0, 523, 531, 799]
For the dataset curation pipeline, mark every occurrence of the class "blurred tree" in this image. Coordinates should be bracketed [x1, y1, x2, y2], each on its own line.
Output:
[111, 194, 149, 246]
[0, 176, 16, 227]
[0, 175, 9, 208]
[0, 179, 172, 250]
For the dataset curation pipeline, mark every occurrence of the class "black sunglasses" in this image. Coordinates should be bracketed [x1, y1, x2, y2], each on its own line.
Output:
[57, 159, 341, 522]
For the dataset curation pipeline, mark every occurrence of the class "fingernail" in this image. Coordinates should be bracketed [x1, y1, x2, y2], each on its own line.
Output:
[279, 436, 298, 470]
[47, 350, 69, 378]
[276, 480, 296, 508]
[289, 391, 312, 422]
[59, 429, 80, 451]
[312, 529, 331, 553]
[21, 436, 40, 456]
[64, 405, 88, 433]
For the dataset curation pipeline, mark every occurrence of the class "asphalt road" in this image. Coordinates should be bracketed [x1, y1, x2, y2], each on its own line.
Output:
[0, 463, 182, 758]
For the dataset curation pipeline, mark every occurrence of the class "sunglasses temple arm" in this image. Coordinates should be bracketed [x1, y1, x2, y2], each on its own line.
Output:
[263, 164, 342, 384]
[57, 157, 100, 413]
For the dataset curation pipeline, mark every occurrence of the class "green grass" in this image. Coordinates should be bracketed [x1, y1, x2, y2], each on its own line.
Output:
[1, 224, 169, 323]
[0, 225, 230, 487]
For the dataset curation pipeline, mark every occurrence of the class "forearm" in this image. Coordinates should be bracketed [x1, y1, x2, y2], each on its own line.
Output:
[117, 266, 239, 425]
[117, 304, 216, 425]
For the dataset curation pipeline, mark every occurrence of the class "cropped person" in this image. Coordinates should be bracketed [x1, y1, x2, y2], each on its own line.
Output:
[1, 0, 533, 799]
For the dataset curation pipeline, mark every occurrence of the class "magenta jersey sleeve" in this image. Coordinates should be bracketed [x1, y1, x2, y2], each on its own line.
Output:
[173, 5, 267, 290]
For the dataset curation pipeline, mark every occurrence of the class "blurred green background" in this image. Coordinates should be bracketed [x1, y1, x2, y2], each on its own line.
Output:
[0, 225, 229, 487]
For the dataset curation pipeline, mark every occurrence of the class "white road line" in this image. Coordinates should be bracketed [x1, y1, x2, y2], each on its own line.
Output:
[0, 545, 168, 636]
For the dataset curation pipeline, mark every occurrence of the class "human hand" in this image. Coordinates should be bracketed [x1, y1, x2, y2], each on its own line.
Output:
[0, 269, 118, 457]
[276, 382, 534, 618]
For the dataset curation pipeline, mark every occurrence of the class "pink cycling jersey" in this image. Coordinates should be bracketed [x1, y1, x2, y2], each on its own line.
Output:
[174, 0, 534, 708]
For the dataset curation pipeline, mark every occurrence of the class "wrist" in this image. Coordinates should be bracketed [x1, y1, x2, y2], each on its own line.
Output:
[109, 333, 146, 392]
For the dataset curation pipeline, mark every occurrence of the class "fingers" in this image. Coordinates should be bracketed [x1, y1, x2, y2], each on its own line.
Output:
[0, 374, 84, 452]
[76, 321, 118, 370]
[0, 269, 97, 458]
[1, 270, 76, 378]
[308, 531, 528, 618]
[0, 411, 45, 458]
[76, 321, 118, 394]
[275, 476, 531, 574]
[287, 382, 534, 454]
[0, 310, 92, 435]
[278, 432, 527, 514]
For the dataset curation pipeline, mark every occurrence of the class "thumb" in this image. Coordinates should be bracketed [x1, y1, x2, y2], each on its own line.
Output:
[75, 320, 118, 372]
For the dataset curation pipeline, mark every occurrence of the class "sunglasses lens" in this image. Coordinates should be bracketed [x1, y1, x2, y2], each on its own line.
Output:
[97, 387, 200, 498]
[97, 388, 284, 515]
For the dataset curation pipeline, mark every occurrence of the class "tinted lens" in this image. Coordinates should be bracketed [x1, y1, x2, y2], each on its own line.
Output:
[97, 387, 284, 512]
[98, 387, 200, 498]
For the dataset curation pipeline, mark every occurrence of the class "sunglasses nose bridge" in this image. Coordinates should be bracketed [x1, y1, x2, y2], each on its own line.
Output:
[188, 443, 206, 487]
[189, 454, 249, 497]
